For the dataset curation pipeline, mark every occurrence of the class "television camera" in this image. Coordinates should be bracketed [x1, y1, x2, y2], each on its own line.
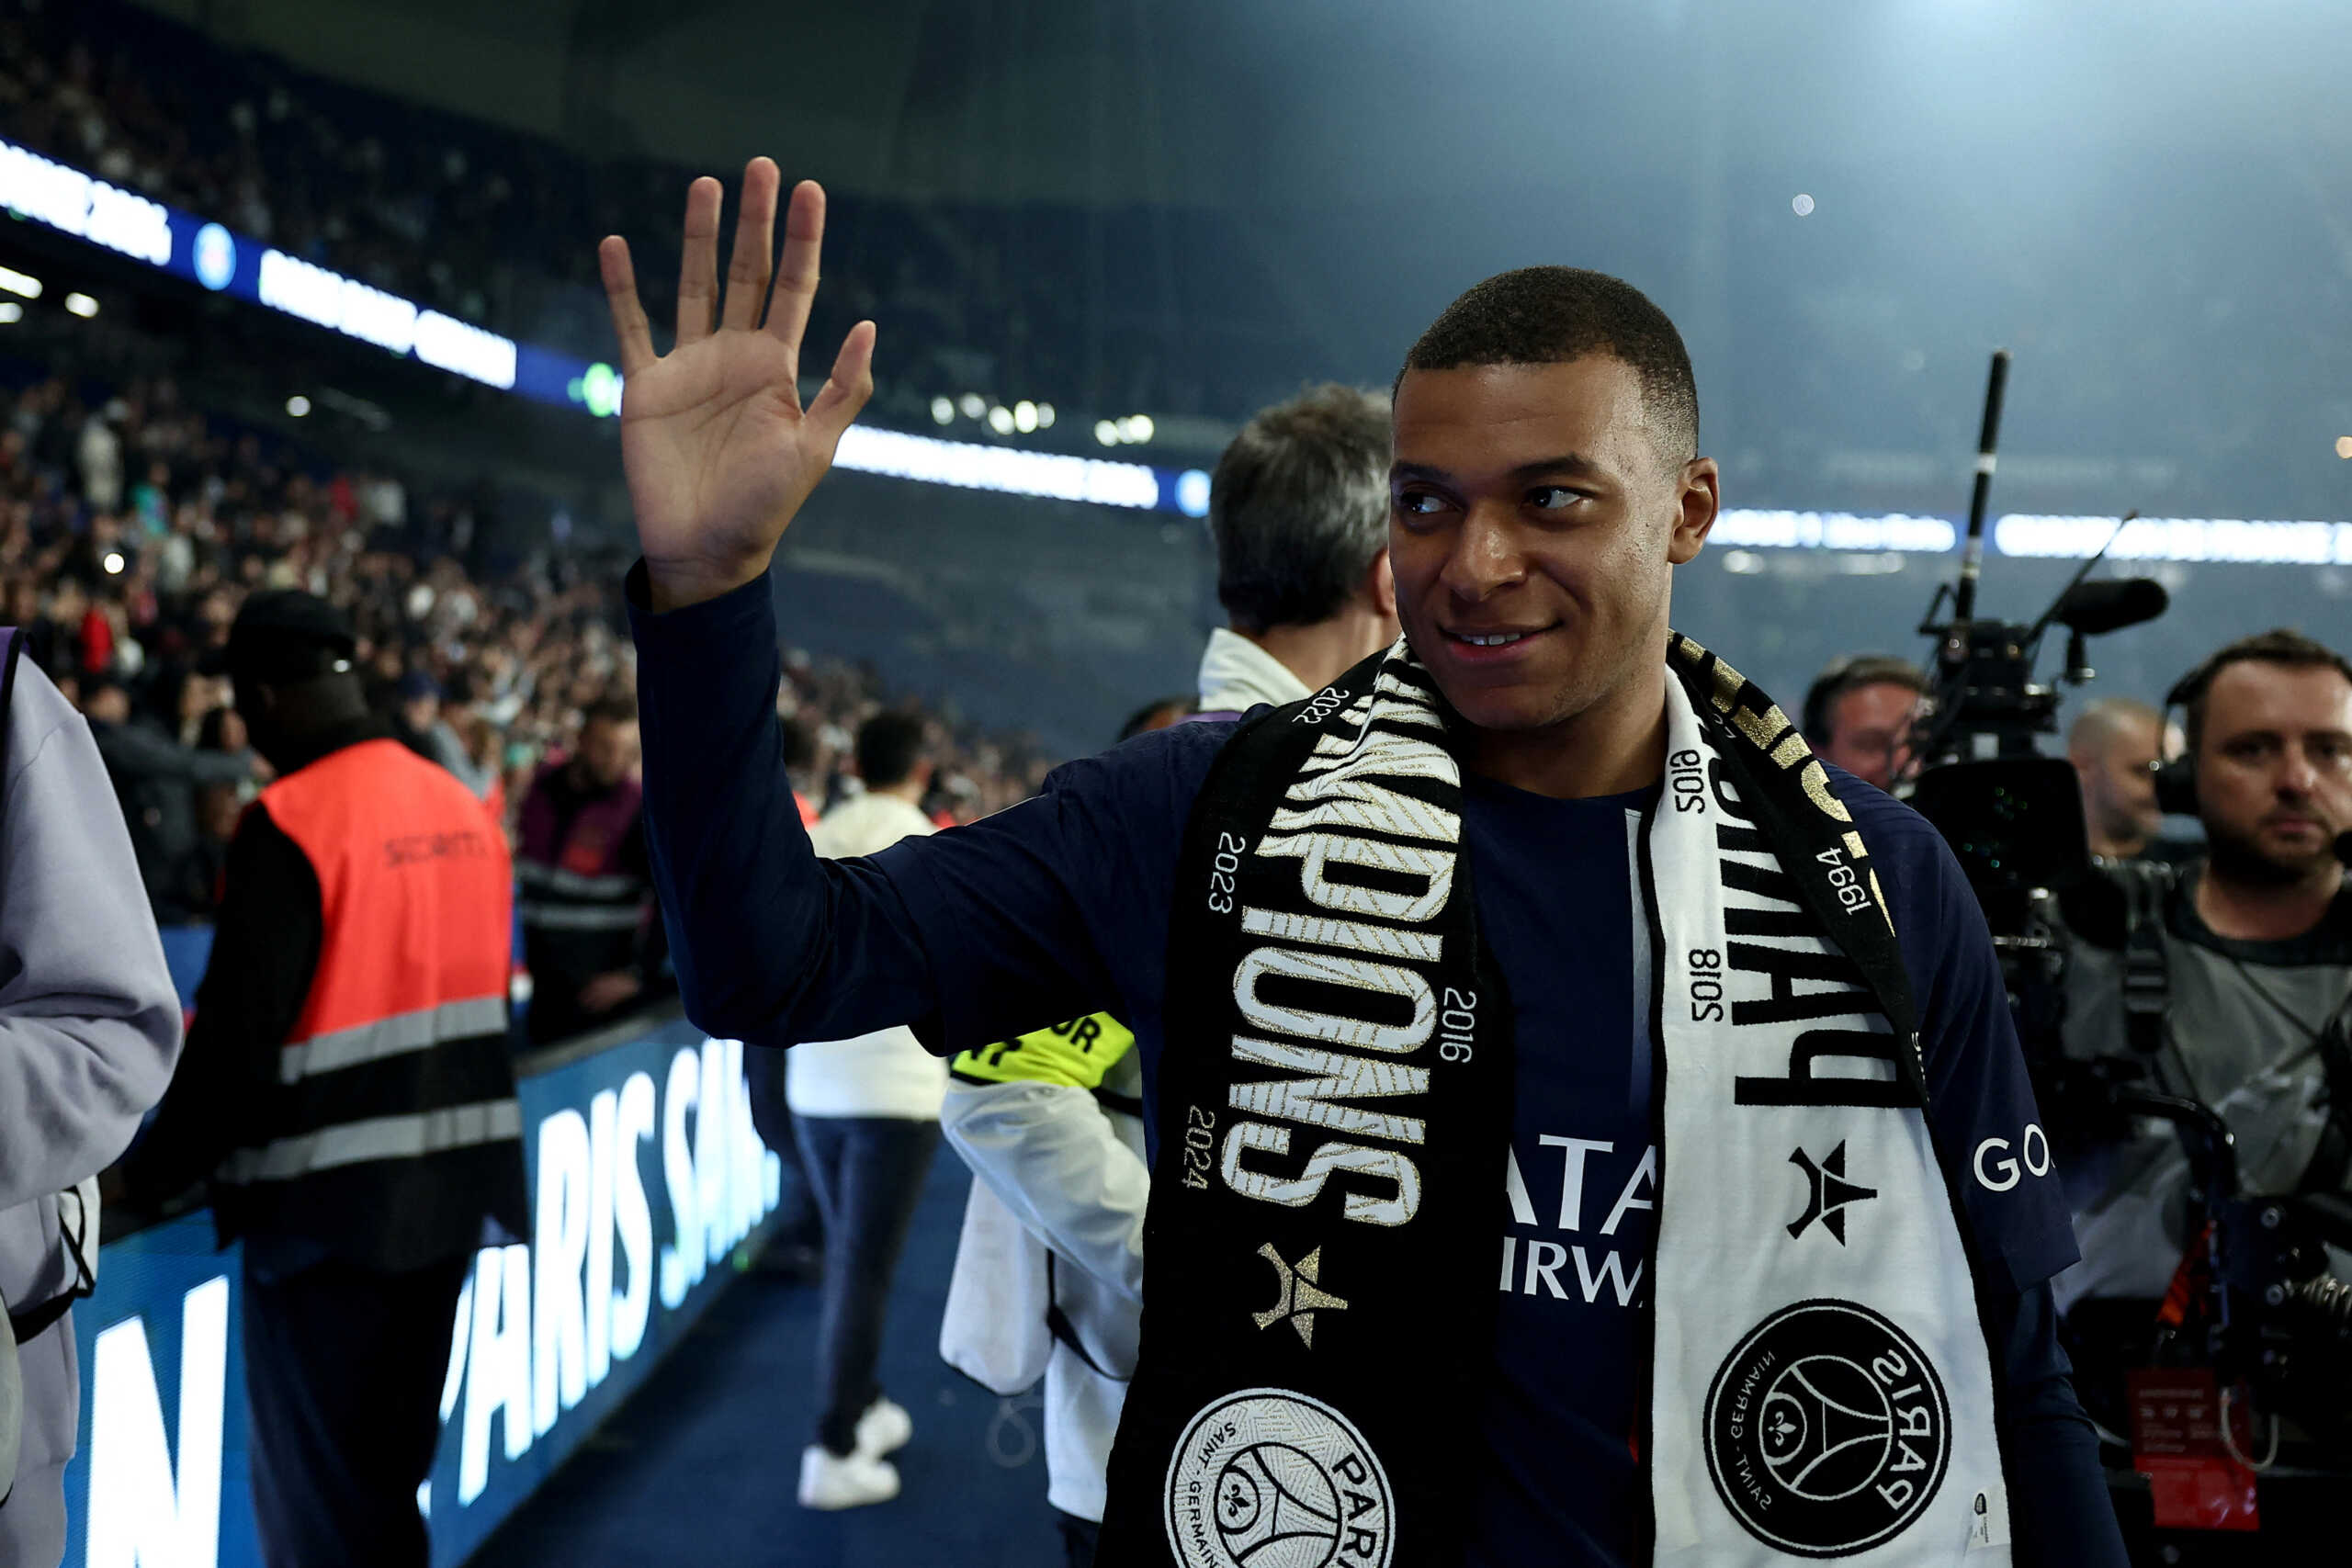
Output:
[1898, 354, 2352, 1545]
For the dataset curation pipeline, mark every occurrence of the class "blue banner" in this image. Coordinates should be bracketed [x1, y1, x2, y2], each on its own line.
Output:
[56, 1015, 782, 1567]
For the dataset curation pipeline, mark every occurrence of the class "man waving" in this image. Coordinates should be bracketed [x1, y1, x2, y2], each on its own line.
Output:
[604, 160, 2123, 1566]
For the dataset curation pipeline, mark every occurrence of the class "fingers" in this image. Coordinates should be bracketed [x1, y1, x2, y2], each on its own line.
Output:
[601, 165, 820, 371]
[804, 320, 877, 449]
[597, 236, 656, 377]
[764, 180, 828, 355]
[721, 158, 781, 333]
[675, 176, 723, 347]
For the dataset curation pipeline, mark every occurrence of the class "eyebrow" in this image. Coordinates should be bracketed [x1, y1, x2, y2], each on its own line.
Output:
[1391, 453, 1607, 487]
[2214, 726, 2352, 744]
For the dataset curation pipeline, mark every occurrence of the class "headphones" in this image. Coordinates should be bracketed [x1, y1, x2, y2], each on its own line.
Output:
[2149, 655, 2216, 818]
[2145, 637, 2352, 817]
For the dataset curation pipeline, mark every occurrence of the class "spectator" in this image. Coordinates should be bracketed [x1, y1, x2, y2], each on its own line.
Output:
[189, 776, 243, 914]
[38, 580, 87, 680]
[151, 665, 225, 747]
[74, 407, 121, 513]
[390, 669, 493, 798]
[81, 672, 255, 922]
[779, 708, 821, 827]
[786, 711, 944, 1509]
[514, 694, 662, 1045]
[447, 705, 507, 821]
[4, 581, 50, 671]
[0, 341, 1048, 945]
[0, 637, 183, 1565]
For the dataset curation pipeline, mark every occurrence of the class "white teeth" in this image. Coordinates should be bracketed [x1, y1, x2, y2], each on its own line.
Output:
[1457, 631, 1528, 647]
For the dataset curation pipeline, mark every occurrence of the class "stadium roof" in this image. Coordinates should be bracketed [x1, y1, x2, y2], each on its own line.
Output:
[135, 0, 2352, 209]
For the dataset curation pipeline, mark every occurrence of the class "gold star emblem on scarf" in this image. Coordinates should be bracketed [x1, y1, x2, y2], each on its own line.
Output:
[1252, 1243, 1348, 1348]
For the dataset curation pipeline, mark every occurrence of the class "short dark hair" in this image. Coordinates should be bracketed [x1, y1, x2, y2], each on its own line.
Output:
[1211, 384, 1392, 633]
[1398, 266, 1699, 463]
[2170, 628, 2352, 755]
[583, 694, 639, 730]
[1804, 655, 1928, 744]
[855, 710, 928, 789]
[779, 715, 816, 773]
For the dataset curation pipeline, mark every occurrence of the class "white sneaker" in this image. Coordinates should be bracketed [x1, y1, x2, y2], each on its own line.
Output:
[797, 1444, 900, 1510]
[854, 1396, 913, 1460]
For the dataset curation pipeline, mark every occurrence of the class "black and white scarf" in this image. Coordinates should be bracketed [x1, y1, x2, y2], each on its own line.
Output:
[1100, 635, 2009, 1566]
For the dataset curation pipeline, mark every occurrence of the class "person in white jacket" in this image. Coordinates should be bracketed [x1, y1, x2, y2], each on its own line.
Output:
[940, 1018, 1147, 1567]
[786, 710, 945, 1509]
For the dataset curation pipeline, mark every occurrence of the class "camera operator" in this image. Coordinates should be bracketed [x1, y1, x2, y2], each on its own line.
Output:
[2053, 631, 2352, 1339]
[1803, 653, 1928, 791]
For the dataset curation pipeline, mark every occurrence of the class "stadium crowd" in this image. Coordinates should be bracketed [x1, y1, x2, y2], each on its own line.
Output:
[0, 0, 1124, 423]
[0, 352, 1051, 937]
[0, 0, 589, 346]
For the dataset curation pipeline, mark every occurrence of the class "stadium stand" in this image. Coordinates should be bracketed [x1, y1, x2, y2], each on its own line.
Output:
[0, 0, 1317, 444]
[0, 338, 1052, 928]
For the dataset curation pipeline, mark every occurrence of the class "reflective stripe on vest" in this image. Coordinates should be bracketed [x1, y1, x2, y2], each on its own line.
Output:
[277, 995, 513, 1083]
[515, 861, 640, 899]
[236, 738, 515, 1182]
[222, 1098, 523, 1183]
[516, 899, 644, 932]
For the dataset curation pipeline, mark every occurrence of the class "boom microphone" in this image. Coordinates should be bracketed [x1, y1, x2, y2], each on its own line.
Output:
[2052, 577, 2169, 637]
[1951, 349, 2010, 626]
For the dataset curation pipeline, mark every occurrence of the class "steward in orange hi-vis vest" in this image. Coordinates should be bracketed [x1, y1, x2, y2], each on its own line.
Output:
[213, 736, 526, 1264]
[123, 590, 532, 1568]
[128, 597, 530, 1264]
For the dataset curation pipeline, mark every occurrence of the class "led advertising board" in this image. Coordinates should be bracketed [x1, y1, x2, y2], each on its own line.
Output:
[58, 1018, 783, 1568]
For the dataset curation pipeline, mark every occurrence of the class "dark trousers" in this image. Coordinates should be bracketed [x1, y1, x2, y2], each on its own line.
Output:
[795, 1114, 939, 1453]
[1057, 1509, 1101, 1568]
[242, 1251, 472, 1568]
[746, 1046, 824, 1251]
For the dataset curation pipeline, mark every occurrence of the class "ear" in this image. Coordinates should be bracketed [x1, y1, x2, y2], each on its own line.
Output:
[1363, 547, 1397, 619]
[1666, 457, 1721, 567]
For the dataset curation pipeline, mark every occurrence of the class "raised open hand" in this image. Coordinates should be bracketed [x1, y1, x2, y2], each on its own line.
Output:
[599, 159, 876, 611]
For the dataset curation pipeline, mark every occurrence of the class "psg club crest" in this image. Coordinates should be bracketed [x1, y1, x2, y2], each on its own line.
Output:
[1165, 1389, 1394, 1568]
[1702, 1300, 1951, 1557]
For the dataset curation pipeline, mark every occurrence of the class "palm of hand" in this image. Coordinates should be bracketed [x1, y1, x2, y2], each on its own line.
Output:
[599, 162, 875, 609]
[620, 332, 816, 578]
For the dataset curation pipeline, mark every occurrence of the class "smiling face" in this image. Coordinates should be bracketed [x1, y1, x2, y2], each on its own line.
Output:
[1388, 357, 1717, 746]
